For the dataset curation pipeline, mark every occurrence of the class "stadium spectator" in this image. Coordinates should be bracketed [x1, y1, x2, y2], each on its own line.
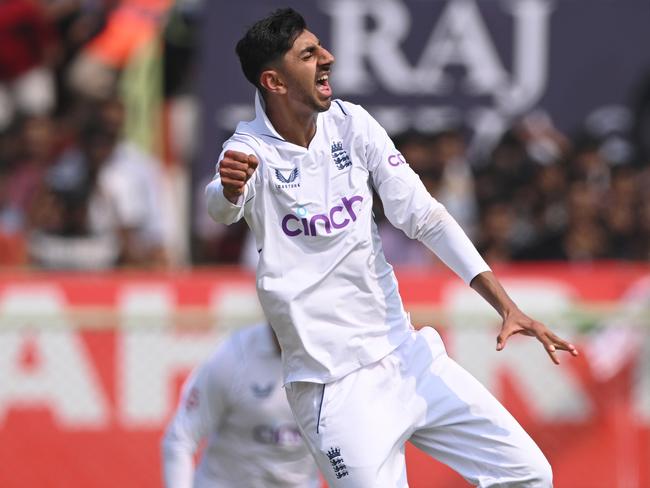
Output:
[27, 96, 169, 268]
[476, 200, 518, 263]
[604, 165, 640, 259]
[41, 0, 114, 115]
[68, 0, 173, 99]
[26, 115, 122, 268]
[87, 96, 169, 265]
[632, 72, 650, 165]
[6, 115, 59, 225]
[639, 173, 650, 260]
[512, 162, 568, 261]
[0, 0, 59, 131]
[429, 129, 479, 238]
[0, 114, 62, 265]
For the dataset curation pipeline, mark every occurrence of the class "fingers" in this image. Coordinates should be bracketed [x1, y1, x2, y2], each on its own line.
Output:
[222, 151, 258, 173]
[220, 179, 245, 197]
[221, 151, 258, 173]
[545, 331, 579, 357]
[537, 324, 578, 364]
[538, 333, 561, 365]
[219, 152, 258, 196]
[223, 149, 252, 163]
[496, 316, 579, 365]
[219, 163, 247, 196]
[247, 154, 259, 170]
[220, 165, 249, 182]
[496, 324, 519, 351]
[246, 154, 259, 179]
[496, 334, 506, 351]
[533, 327, 579, 365]
[220, 157, 252, 176]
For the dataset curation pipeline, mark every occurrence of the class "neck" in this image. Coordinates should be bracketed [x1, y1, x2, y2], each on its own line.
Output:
[265, 97, 318, 148]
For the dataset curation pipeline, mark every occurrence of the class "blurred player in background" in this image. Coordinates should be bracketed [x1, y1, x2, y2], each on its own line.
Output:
[206, 8, 578, 487]
[161, 323, 321, 488]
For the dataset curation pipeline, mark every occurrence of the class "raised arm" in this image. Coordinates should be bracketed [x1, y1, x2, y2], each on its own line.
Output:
[205, 146, 259, 225]
[219, 150, 259, 204]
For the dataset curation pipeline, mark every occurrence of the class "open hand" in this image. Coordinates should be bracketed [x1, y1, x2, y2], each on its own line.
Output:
[496, 308, 579, 365]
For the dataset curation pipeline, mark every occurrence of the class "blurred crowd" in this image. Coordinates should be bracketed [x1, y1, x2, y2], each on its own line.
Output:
[375, 106, 650, 268]
[1, 0, 649, 270]
[0, 0, 199, 268]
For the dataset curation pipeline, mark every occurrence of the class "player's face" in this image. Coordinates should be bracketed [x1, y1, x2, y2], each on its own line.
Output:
[278, 30, 335, 113]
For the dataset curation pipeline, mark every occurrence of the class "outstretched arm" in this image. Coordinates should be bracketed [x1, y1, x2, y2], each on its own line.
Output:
[357, 104, 578, 364]
[470, 271, 579, 364]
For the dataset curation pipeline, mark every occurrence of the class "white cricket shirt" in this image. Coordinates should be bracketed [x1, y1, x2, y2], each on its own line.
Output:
[206, 93, 490, 384]
[162, 324, 320, 488]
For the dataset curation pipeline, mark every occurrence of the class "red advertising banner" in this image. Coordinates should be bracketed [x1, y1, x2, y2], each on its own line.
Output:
[0, 264, 648, 487]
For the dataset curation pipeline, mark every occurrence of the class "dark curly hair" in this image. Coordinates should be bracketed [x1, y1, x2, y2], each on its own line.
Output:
[235, 8, 306, 90]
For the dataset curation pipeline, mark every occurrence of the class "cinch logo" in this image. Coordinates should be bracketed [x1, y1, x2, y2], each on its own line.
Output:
[253, 424, 303, 446]
[281, 195, 363, 237]
[388, 152, 407, 167]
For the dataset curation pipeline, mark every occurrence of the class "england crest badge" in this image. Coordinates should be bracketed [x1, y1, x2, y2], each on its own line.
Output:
[331, 141, 352, 170]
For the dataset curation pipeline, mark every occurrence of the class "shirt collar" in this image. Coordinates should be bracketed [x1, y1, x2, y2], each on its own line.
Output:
[253, 91, 287, 142]
[251, 90, 324, 148]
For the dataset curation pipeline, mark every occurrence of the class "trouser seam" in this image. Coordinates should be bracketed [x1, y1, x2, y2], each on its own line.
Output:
[316, 383, 325, 434]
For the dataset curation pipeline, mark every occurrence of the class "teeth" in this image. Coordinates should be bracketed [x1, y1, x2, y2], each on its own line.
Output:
[318, 75, 328, 82]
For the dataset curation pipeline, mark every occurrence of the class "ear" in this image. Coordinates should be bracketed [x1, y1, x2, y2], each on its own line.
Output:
[260, 68, 287, 95]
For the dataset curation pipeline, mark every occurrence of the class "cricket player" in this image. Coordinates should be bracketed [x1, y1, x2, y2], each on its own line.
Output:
[161, 323, 320, 488]
[205, 8, 579, 487]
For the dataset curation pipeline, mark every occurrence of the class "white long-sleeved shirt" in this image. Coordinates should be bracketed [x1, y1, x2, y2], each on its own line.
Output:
[161, 324, 320, 488]
[206, 93, 490, 384]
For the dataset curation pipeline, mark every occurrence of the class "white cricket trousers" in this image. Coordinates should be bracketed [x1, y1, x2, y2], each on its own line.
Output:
[285, 327, 552, 487]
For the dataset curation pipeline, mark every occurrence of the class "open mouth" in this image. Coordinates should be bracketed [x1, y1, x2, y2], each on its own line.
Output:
[316, 73, 332, 97]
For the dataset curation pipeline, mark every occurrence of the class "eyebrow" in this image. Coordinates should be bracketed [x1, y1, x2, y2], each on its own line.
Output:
[298, 40, 321, 55]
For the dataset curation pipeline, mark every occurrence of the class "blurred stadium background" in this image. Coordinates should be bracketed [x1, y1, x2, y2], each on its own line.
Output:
[0, 0, 649, 487]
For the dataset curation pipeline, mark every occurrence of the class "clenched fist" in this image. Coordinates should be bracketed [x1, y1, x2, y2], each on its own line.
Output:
[219, 150, 259, 203]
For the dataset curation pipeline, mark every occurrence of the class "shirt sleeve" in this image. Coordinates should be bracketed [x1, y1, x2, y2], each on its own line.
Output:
[161, 340, 236, 488]
[205, 139, 259, 225]
[359, 105, 490, 284]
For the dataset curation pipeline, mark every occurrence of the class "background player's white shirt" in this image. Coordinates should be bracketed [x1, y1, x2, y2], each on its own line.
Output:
[162, 324, 320, 488]
[206, 93, 490, 384]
